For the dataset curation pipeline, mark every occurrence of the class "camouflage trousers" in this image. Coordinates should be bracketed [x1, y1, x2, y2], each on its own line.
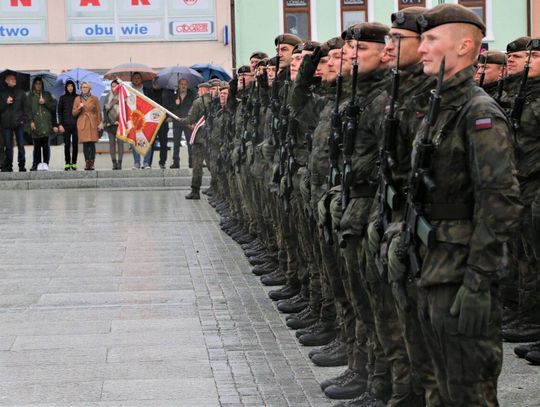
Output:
[190, 143, 205, 191]
[516, 205, 540, 321]
[417, 284, 502, 407]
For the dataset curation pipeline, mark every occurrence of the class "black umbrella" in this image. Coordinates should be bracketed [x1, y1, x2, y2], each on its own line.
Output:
[0, 69, 30, 91]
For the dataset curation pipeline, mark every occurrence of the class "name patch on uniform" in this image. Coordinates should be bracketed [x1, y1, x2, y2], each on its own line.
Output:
[475, 118, 492, 130]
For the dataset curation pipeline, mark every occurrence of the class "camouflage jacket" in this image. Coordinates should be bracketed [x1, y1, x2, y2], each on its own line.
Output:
[411, 66, 522, 288]
[176, 93, 211, 145]
[515, 76, 540, 203]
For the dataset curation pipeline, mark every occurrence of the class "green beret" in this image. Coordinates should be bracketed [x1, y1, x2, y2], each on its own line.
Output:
[208, 78, 221, 87]
[198, 82, 211, 89]
[267, 56, 278, 67]
[391, 7, 426, 33]
[478, 51, 507, 66]
[417, 4, 486, 36]
[507, 36, 532, 53]
[237, 65, 251, 74]
[528, 38, 540, 51]
[344, 22, 389, 44]
[250, 51, 268, 60]
[219, 81, 230, 90]
[275, 33, 303, 46]
[256, 58, 268, 68]
[292, 44, 303, 55]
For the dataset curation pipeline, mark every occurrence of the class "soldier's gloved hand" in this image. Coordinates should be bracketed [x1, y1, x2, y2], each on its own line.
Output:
[257, 70, 268, 89]
[387, 234, 407, 283]
[367, 222, 381, 256]
[450, 285, 491, 337]
[532, 190, 540, 232]
[229, 77, 238, 99]
[297, 46, 323, 86]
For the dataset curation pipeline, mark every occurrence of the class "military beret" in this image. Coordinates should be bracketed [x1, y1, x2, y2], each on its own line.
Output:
[256, 58, 268, 68]
[237, 65, 251, 74]
[209, 78, 221, 87]
[197, 82, 211, 89]
[219, 81, 230, 90]
[477, 50, 507, 66]
[417, 4, 486, 37]
[267, 56, 278, 67]
[341, 22, 389, 43]
[507, 36, 532, 53]
[250, 51, 268, 60]
[292, 44, 303, 55]
[391, 7, 426, 33]
[528, 38, 540, 51]
[275, 33, 303, 46]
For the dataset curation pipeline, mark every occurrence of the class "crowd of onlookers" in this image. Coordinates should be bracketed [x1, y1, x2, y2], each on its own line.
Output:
[0, 71, 195, 172]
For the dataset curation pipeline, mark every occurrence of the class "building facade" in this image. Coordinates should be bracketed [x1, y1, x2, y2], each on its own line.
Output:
[0, 0, 233, 73]
[233, 0, 539, 67]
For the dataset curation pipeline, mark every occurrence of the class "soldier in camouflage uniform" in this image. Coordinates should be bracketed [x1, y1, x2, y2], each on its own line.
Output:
[176, 82, 212, 200]
[386, 5, 522, 405]
[365, 7, 441, 407]
[475, 51, 507, 100]
[502, 39, 540, 346]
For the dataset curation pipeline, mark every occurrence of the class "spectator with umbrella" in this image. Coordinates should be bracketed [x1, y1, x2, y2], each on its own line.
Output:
[128, 72, 153, 169]
[52, 68, 105, 100]
[0, 70, 29, 172]
[159, 68, 199, 168]
[72, 81, 102, 171]
[57, 80, 79, 170]
[27, 77, 56, 171]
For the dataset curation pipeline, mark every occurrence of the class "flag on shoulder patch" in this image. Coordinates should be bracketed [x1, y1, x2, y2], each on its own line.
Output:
[475, 118, 492, 130]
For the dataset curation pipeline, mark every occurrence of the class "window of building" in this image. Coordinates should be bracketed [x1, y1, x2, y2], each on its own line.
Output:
[458, 0, 486, 22]
[283, 0, 311, 40]
[397, 0, 426, 9]
[340, 0, 368, 31]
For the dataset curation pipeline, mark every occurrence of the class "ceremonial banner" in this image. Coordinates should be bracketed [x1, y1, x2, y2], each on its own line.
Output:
[117, 82, 167, 156]
[189, 115, 206, 145]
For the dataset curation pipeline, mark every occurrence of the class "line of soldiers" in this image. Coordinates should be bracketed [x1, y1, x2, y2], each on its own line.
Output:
[186, 4, 540, 406]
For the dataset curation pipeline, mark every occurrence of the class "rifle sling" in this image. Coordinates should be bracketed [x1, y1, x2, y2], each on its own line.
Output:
[423, 203, 473, 220]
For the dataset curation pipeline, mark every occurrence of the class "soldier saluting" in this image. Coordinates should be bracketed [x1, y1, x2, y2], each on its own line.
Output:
[387, 4, 522, 405]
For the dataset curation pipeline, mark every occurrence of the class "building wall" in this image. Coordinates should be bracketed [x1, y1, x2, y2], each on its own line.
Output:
[234, 0, 532, 68]
[533, 0, 540, 37]
[0, 0, 233, 73]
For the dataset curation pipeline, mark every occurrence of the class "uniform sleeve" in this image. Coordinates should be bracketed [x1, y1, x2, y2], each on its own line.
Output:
[465, 106, 522, 288]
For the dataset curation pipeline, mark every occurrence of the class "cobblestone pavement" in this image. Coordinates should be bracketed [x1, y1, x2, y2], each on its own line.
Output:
[0, 189, 538, 406]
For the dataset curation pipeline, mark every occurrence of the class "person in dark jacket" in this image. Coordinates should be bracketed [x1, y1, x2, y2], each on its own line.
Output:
[0, 71, 28, 172]
[163, 78, 195, 168]
[57, 80, 78, 170]
[28, 77, 55, 171]
[146, 77, 170, 169]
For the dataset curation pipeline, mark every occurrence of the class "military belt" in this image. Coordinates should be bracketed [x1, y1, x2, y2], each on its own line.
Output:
[423, 203, 473, 220]
[349, 184, 377, 199]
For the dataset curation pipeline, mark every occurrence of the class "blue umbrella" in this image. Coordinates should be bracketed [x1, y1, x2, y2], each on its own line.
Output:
[190, 64, 232, 82]
[156, 66, 203, 90]
[52, 68, 105, 99]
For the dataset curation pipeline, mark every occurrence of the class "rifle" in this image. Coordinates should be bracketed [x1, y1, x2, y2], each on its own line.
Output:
[341, 42, 360, 212]
[510, 43, 533, 131]
[374, 38, 401, 274]
[323, 49, 344, 245]
[396, 58, 445, 279]
[478, 51, 488, 88]
[271, 48, 282, 149]
[238, 76, 250, 168]
[284, 118, 299, 212]
[495, 59, 506, 104]
[276, 71, 291, 188]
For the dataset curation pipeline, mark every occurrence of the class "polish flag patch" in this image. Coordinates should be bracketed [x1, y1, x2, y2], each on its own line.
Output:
[475, 118, 493, 130]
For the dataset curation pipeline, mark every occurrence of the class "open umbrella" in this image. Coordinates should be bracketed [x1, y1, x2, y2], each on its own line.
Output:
[104, 62, 157, 81]
[190, 64, 232, 82]
[156, 66, 203, 90]
[52, 68, 105, 99]
[28, 71, 57, 95]
[0, 69, 30, 91]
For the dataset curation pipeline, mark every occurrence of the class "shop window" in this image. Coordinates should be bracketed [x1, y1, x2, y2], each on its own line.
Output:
[340, 0, 368, 31]
[283, 0, 311, 40]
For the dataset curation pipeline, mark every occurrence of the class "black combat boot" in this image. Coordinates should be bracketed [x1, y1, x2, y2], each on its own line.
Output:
[324, 372, 368, 400]
[185, 189, 201, 200]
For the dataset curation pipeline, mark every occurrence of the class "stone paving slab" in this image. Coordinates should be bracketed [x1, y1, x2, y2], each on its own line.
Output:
[0, 188, 538, 406]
